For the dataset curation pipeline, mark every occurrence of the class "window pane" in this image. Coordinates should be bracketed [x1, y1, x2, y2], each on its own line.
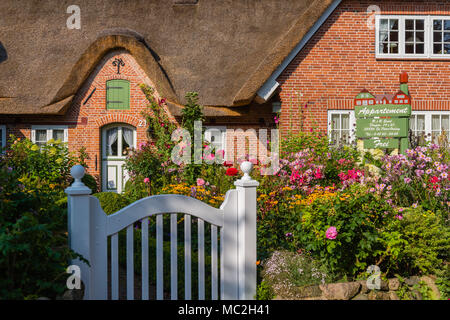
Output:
[380, 42, 389, 54]
[380, 19, 389, 31]
[434, 20, 443, 31]
[432, 115, 440, 131]
[405, 31, 414, 42]
[416, 43, 424, 54]
[445, 43, 450, 54]
[122, 127, 133, 156]
[331, 114, 340, 130]
[444, 32, 450, 42]
[442, 115, 449, 132]
[405, 19, 414, 30]
[416, 32, 424, 42]
[416, 19, 424, 30]
[410, 117, 415, 131]
[53, 129, 64, 142]
[405, 44, 414, 54]
[417, 115, 425, 131]
[434, 32, 442, 42]
[380, 31, 388, 42]
[445, 20, 450, 30]
[36, 130, 47, 142]
[390, 31, 398, 42]
[341, 131, 349, 144]
[107, 127, 118, 156]
[341, 114, 349, 130]
[390, 43, 399, 54]
[434, 43, 443, 54]
[389, 19, 398, 30]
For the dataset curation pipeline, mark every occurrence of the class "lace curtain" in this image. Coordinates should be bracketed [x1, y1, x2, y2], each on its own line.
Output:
[107, 128, 118, 156]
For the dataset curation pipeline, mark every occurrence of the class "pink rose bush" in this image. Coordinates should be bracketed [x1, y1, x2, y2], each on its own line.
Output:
[372, 145, 449, 211]
[325, 226, 338, 240]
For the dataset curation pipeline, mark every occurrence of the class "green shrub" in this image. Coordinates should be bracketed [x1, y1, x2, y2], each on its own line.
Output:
[123, 179, 148, 204]
[0, 164, 79, 299]
[93, 192, 130, 215]
[5, 136, 75, 191]
[82, 174, 98, 194]
[377, 206, 450, 276]
[435, 265, 450, 300]
[296, 184, 395, 277]
[255, 280, 275, 300]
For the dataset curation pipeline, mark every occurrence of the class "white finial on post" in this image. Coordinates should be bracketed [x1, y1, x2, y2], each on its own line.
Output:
[240, 161, 253, 181]
[234, 160, 259, 300]
[66, 165, 91, 195]
[71, 164, 86, 187]
[65, 165, 94, 299]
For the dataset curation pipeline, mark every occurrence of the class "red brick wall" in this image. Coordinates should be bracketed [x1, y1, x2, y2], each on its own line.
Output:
[277, 0, 450, 135]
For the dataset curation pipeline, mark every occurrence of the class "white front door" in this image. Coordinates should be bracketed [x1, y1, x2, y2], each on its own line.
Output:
[102, 124, 136, 193]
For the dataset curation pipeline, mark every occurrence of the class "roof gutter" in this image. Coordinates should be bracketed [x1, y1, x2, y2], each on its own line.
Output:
[255, 0, 342, 102]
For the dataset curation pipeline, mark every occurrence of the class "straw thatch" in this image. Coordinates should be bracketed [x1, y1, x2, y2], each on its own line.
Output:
[0, 0, 334, 114]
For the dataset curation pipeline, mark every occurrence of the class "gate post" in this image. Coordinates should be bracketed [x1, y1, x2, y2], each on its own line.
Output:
[65, 165, 93, 300]
[234, 161, 259, 300]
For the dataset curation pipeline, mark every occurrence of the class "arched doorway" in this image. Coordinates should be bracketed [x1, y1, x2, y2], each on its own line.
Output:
[101, 124, 136, 193]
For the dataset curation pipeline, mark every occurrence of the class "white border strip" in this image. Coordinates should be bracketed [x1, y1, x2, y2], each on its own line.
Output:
[256, 0, 342, 102]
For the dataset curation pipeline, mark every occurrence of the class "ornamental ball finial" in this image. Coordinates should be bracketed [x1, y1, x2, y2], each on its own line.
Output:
[240, 161, 253, 181]
[71, 165, 85, 182]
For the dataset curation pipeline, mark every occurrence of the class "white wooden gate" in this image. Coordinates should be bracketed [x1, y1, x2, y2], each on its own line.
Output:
[65, 162, 259, 300]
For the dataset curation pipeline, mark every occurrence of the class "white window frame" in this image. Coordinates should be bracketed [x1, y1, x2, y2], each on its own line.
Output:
[410, 111, 450, 143]
[327, 110, 356, 145]
[204, 126, 227, 154]
[328, 110, 450, 145]
[101, 124, 137, 160]
[430, 16, 450, 58]
[31, 125, 68, 144]
[376, 15, 450, 59]
[0, 125, 6, 153]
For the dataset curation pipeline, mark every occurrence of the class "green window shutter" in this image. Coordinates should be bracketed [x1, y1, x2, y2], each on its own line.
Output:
[106, 80, 130, 110]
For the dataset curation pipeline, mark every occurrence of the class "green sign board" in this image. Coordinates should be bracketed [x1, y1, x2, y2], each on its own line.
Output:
[364, 138, 399, 149]
[356, 118, 409, 138]
[355, 104, 411, 118]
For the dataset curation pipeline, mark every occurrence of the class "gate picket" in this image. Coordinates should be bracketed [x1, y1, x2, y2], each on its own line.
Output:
[111, 233, 119, 300]
[184, 214, 191, 300]
[126, 225, 134, 300]
[141, 218, 149, 300]
[170, 214, 178, 300]
[156, 215, 163, 300]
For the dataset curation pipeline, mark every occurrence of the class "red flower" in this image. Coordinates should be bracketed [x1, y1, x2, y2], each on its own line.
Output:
[430, 176, 439, 184]
[224, 161, 233, 167]
[226, 167, 238, 176]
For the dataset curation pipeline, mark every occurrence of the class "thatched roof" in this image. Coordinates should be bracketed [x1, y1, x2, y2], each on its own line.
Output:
[0, 0, 335, 115]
